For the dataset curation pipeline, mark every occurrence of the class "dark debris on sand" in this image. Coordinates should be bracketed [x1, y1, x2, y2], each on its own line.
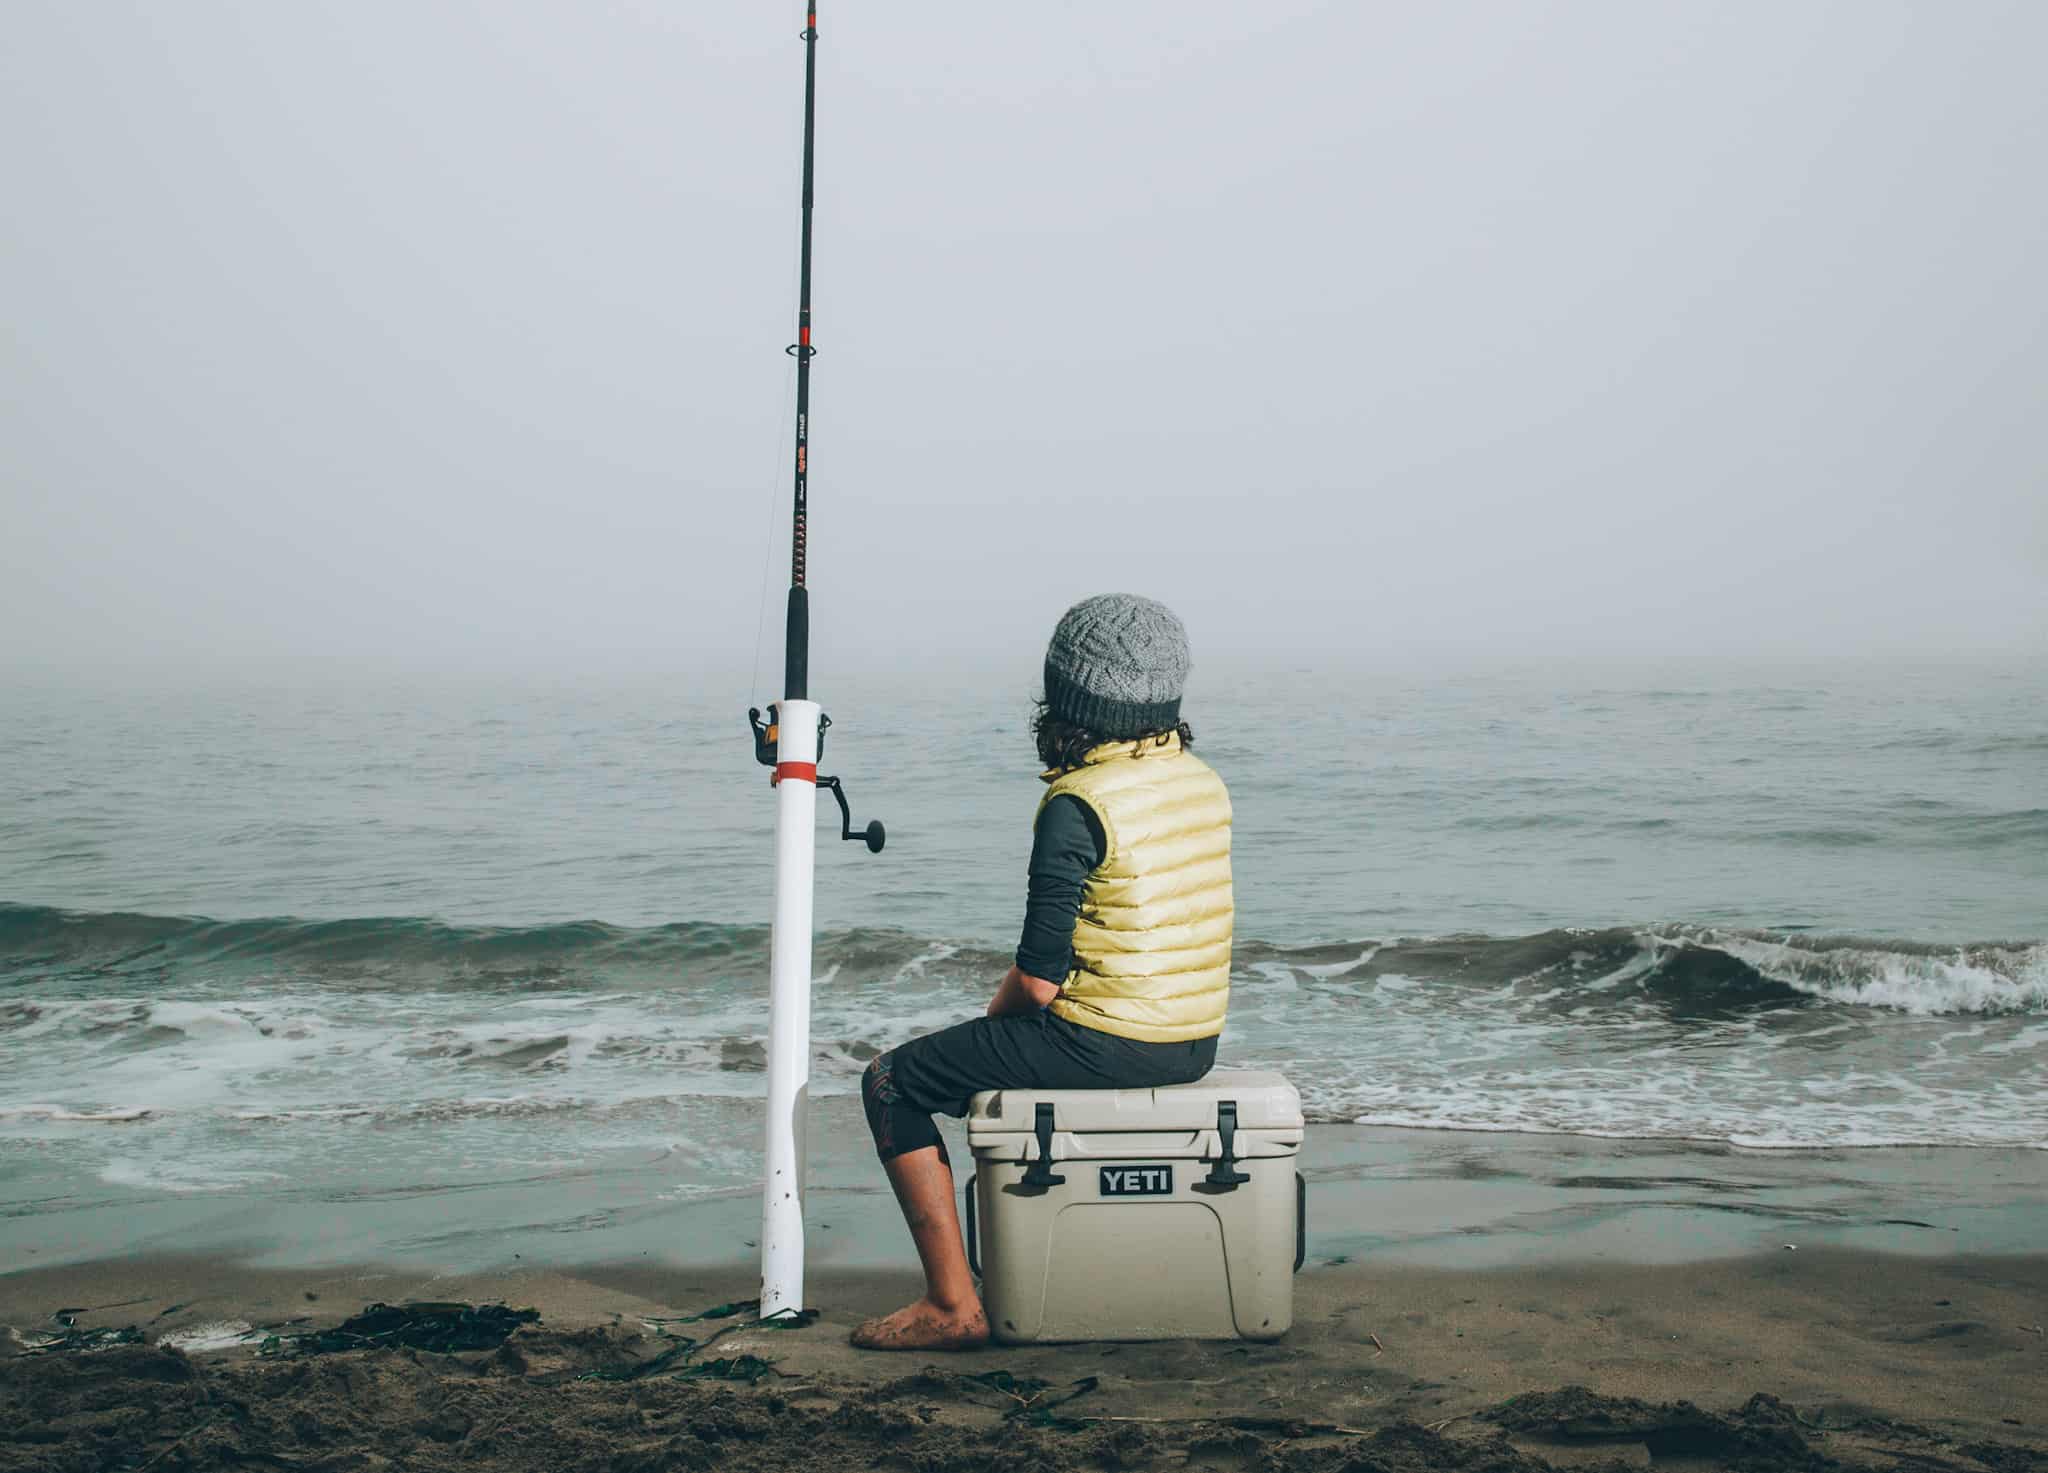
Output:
[260, 1300, 541, 1357]
[4, 1327, 2046, 1473]
[1485, 1385, 1826, 1466]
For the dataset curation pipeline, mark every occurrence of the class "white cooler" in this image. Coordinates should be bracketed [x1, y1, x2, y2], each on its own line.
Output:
[963, 1069, 1305, 1343]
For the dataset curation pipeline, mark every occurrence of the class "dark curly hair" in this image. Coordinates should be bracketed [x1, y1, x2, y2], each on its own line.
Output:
[1032, 698, 1194, 772]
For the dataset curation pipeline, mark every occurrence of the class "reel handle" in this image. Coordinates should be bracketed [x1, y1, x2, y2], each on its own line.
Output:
[819, 775, 884, 853]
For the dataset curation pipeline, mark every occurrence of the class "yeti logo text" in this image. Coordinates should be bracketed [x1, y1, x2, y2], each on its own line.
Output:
[1098, 1165, 1173, 1197]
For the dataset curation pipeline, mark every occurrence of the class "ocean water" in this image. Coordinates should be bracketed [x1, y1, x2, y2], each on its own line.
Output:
[1, 659, 2043, 1241]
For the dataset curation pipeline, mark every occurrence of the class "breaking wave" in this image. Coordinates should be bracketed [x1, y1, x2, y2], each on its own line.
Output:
[1235, 927, 2047, 1017]
[3, 903, 2042, 1016]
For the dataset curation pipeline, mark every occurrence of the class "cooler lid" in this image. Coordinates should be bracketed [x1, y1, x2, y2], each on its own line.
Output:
[966, 1069, 1303, 1137]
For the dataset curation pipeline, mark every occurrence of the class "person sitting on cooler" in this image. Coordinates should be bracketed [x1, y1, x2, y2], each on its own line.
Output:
[854, 593, 1233, 1349]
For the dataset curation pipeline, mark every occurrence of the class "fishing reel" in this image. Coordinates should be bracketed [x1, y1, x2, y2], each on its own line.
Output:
[748, 705, 886, 853]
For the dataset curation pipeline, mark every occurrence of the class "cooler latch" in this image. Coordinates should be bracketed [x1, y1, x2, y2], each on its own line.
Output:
[1019, 1103, 1066, 1190]
[1203, 1100, 1252, 1191]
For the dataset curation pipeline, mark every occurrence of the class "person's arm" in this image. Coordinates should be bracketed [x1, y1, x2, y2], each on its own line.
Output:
[990, 794, 1105, 1016]
[987, 964, 1062, 1017]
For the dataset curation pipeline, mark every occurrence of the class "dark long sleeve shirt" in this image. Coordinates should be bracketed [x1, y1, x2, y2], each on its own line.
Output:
[1014, 794, 1107, 982]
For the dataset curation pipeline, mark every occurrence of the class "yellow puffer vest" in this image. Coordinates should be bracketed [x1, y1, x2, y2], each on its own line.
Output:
[1039, 732, 1232, 1043]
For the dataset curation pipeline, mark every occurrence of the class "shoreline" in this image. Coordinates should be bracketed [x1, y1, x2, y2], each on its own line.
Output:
[7, 1118, 2042, 1277]
[4, 1248, 2044, 1471]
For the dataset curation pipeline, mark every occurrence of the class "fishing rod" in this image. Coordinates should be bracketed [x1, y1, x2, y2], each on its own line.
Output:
[745, 1, 884, 1322]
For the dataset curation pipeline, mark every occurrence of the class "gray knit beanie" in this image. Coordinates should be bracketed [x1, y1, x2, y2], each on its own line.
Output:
[1043, 594, 1190, 740]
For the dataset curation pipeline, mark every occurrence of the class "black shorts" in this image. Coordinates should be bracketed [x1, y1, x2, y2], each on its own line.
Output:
[861, 1007, 1217, 1162]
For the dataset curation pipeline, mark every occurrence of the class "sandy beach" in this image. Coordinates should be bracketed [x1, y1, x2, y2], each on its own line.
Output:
[4, 1251, 2044, 1471]
[6, 1127, 2045, 1472]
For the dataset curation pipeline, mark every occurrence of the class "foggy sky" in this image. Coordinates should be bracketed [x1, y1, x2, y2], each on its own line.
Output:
[3, 1, 2044, 679]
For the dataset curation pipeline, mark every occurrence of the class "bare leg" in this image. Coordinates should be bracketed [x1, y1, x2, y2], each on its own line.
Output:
[849, 1145, 990, 1350]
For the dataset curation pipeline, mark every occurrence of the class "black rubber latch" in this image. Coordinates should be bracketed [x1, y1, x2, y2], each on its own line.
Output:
[1295, 1170, 1307, 1272]
[1204, 1101, 1251, 1190]
[964, 1172, 981, 1279]
[1019, 1103, 1065, 1189]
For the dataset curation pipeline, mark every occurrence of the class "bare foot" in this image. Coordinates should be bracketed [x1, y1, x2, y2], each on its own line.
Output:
[849, 1296, 990, 1351]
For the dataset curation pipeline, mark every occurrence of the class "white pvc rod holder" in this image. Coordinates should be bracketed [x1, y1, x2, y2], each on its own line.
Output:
[759, 698, 820, 1319]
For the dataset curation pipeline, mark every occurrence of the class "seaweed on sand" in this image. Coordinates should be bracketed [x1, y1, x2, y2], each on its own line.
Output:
[957, 1370, 1102, 1425]
[579, 1300, 814, 1384]
[16, 1312, 147, 1357]
[259, 1301, 540, 1357]
[675, 1354, 780, 1384]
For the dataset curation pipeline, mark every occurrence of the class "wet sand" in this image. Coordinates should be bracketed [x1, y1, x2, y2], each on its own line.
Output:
[8, 1122, 2044, 1275]
[5, 1248, 2044, 1471]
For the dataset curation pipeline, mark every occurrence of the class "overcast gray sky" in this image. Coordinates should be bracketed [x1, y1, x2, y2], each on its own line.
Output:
[3, 1, 2043, 678]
